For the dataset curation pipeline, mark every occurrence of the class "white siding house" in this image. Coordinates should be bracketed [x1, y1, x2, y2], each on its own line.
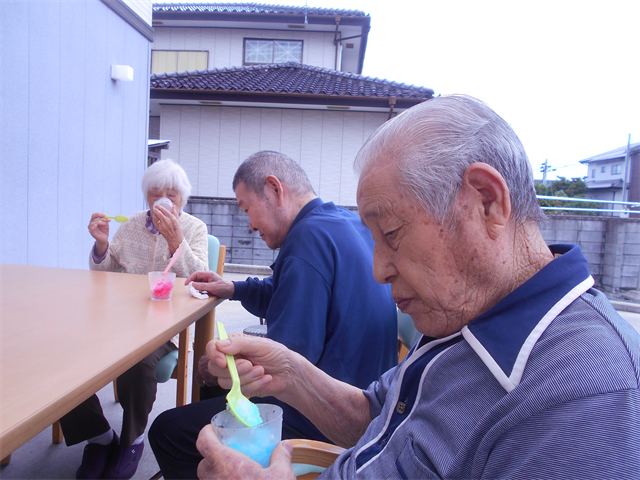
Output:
[148, 3, 435, 264]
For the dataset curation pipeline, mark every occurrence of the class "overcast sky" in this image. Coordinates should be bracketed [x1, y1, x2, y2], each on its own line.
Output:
[163, 0, 640, 181]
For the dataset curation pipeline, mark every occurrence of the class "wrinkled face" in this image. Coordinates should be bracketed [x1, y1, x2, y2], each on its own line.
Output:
[357, 160, 475, 338]
[235, 182, 288, 250]
[148, 187, 182, 222]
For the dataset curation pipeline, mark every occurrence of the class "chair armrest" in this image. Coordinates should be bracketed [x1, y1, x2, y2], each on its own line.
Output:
[290, 439, 345, 469]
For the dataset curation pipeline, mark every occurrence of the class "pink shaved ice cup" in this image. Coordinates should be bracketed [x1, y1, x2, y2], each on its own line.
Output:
[148, 271, 177, 301]
[212, 404, 282, 468]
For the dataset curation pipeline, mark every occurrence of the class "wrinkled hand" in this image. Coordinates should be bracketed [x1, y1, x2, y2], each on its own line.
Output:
[206, 335, 295, 399]
[195, 353, 218, 387]
[88, 213, 110, 255]
[154, 204, 184, 254]
[185, 271, 235, 299]
[196, 425, 295, 480]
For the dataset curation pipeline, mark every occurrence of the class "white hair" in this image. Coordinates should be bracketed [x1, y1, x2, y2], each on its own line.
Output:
[354, 94, 545, 226]
[141, 159, 192, 208]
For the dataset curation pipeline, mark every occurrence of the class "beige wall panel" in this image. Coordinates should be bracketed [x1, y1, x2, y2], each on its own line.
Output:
[259, 109, 282, 152]
[169, 27, 187, 50]
[306, 34, 325, 68]
[280, 110, 303, 162]
[229, 29, 245, 66]
[213, 29, 232, 69]
[178, 106, 201, 193]
[319, 111, 344, 202]
[199, 28, 217, 68]
[364, 112, 386, 144]
[160, 105, 182, 163]
[299, 110, 324, 194]
[152, 28, 171, 49]
[198, 107, 221, 197]
[322, 33, 336, 69]
[184, 28, 201, 50]
[218, 108, 243, 197]
[340, 112, 366, 206]
[238, 107, 262, 162]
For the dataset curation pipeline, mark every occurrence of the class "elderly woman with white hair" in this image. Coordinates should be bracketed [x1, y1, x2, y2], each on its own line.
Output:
[59, 159, 208, 480]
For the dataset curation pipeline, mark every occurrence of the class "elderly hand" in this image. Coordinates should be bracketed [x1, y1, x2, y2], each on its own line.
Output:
[206, 335, 295, 400]
[186, 271, 235, 299]
[88, 213, 110, 256]
[154, 204, 184, 255]
[196, 425, 295, 480]
[195, 353, 219, 387]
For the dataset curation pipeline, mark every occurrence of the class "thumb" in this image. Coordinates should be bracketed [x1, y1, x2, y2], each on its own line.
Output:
[269, 440, 293, 468]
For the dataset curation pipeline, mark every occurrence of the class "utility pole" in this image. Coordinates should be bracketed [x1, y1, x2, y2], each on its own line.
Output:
[540, 159, 555, 186]
[620, 134, 631, 219]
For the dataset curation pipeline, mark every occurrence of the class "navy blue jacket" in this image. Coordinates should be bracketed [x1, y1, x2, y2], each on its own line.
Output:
[232, 198, 398, 441]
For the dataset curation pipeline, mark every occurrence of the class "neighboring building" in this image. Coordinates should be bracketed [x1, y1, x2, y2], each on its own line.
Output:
[1, 0, 153, 268]
[579, 142, 640, 217]
[149, 3, 434, 206]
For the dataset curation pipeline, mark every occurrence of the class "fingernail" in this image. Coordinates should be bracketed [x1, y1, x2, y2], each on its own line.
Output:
[218, 339, 231, 346]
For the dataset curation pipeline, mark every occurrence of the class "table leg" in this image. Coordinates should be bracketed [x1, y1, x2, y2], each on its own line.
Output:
[192, 309, 217, 403]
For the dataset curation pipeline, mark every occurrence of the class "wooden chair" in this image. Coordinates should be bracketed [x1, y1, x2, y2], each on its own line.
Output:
[50, 237, 226, 444]
[290, 439, 346, 479]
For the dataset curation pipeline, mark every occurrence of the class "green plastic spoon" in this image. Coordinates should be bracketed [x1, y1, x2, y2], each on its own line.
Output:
[105, 215, 128, 222]
[217, 322, 263, 427]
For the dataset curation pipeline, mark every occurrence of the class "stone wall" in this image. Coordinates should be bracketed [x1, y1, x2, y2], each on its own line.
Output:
[186, 198, 640, 292]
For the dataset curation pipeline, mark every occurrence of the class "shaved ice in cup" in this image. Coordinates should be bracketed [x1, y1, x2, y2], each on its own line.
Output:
[212, 404, 282, 468]
[149, 271, 177, 301]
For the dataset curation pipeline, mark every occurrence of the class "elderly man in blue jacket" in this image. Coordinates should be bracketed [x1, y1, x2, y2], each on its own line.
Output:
[149, 150, 398, 479]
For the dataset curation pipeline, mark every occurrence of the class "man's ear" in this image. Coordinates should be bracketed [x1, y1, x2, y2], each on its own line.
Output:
[460, 163, 511, 240]
[265, 175, 285, 206]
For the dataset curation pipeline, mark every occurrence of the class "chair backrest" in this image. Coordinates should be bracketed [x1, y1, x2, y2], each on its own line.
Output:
[208, 235, 221, 272]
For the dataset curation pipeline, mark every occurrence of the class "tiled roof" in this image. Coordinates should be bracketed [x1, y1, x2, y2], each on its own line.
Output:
[150, 62, 434, 100]
[579, 142, 640, 164]
[152, 3, 367, 17]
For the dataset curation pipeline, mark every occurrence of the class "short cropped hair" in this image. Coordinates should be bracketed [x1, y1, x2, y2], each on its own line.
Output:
[232, 151, 315, 198]
[354, 94, 545, 226]
[141, 159, 192, 208]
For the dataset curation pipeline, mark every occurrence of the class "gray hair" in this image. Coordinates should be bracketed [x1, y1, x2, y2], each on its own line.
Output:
[354, 95, 545, 226]
[233, 151, 315, 198]
[141, 159, 192, 208]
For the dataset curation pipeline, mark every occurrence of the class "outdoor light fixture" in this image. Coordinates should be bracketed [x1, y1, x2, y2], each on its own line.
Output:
[111, 65, 134, 82]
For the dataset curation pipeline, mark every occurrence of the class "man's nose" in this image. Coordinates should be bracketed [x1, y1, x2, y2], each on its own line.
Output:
[372, 244, 396, 284]
[249, 221, 258, 232]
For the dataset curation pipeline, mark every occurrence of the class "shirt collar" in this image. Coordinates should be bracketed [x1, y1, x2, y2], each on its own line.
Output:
[462, 244, 594, 392]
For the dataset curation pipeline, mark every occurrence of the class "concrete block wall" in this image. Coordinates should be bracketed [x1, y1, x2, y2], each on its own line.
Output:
[184, 197, 278, 267]
[540, 215, 639, 293]
[187, 199, 640, 292]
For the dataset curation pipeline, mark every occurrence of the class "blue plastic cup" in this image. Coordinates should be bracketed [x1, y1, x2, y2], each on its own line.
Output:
[211, 404, 283, 468]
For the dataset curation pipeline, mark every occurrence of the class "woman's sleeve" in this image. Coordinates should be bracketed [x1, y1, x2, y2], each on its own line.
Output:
[171, 219, 209, 277]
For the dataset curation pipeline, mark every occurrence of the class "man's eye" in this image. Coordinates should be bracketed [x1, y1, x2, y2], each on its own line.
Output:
[384, 229, 398, 240]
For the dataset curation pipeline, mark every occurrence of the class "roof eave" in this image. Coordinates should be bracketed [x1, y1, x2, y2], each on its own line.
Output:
[150, 88, 430, 109]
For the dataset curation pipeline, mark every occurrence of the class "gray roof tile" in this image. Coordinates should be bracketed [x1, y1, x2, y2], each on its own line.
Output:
[150, 62, 434, 100]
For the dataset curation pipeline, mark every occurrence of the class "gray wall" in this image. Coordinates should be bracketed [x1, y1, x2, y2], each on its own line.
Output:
[1, 0, 151, 269]
[186, 198, 640, 292]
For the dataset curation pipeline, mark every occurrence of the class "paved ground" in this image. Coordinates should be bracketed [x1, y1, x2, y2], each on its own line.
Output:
[2, 271, 639, 479]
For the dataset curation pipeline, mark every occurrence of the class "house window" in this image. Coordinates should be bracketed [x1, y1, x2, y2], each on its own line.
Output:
[592, 169, 596, 178]
[244, 39, 303, 64]
[151, 50, 208, 74]
[611, 164, 622, 175]
[601, 166, 606, 173]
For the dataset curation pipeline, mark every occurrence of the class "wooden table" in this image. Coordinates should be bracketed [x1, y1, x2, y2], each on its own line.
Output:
[0, 264, 223, 459]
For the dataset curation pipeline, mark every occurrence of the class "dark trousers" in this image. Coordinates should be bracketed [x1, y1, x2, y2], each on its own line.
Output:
[149, 391, 317, 479]
[60, 341, 176, 447]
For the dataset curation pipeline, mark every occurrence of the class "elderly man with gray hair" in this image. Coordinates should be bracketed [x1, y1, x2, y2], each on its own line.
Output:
[196, 95, 640, 479]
